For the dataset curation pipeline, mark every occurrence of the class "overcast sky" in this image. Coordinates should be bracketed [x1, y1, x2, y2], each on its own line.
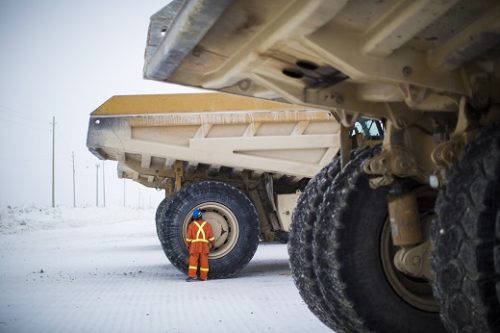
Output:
[0, 0, 199, 207]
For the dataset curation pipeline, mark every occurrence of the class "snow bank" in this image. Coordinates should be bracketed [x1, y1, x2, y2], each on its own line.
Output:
[0, 206, 155, 234]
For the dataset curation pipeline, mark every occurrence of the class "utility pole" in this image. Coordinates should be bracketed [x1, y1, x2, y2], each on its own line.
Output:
[123, 178, 126, 207]
[96, 163, 100, 207]
[72, 152, 76, 207]
[102, 161, 106, 207]
[51, 116, 55, 208]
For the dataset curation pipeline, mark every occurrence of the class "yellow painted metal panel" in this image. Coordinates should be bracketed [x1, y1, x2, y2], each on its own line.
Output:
[92, 92, 304, 116]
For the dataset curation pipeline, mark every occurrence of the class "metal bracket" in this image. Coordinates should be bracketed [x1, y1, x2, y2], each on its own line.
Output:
[363, 146, 424, 188]
[264, 173, 277, 211]
[431, 138, 465, 169]
[174, 160, 184, 192]
[330, 109, 359, 128]
[363, 120, 426, 188]
[453, 96, 470, 134]
[163, 178, 175, 198]
[394, 241, 432, 281]
[430, 96, 476, 188]
[385, 97, 424, 129]
[339, 125, 353, 169]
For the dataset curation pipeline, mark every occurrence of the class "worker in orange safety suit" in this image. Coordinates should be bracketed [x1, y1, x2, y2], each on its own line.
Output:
[185, 208, 216, 281]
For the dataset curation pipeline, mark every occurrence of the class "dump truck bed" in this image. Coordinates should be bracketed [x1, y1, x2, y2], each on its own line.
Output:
[87, 93, 339, 189]
[143, 0, 500, 122]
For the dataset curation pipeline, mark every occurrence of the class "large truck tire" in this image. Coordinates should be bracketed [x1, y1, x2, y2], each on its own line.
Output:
[155, 197, 171, 243]
[312, 146, 445, 333]
[431, 124, 500, 332]
[158, 181, 260, 279]
[288, 154, 341, 329]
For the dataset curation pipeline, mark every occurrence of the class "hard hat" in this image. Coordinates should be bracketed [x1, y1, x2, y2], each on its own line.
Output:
[192, 209, 202, 220]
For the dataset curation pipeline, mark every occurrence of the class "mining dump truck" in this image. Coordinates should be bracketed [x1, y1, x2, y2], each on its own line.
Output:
[87, 93, 380, 278]
[142, 1, 500, 332]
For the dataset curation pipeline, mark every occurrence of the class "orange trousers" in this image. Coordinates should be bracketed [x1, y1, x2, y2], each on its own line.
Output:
[188, 253, 209, 280]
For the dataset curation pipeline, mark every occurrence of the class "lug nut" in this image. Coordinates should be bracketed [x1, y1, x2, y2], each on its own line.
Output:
[429, 175, 439, 189]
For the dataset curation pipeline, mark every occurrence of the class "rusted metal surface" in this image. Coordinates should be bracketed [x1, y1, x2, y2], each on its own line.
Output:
[388, 192, 423, 246]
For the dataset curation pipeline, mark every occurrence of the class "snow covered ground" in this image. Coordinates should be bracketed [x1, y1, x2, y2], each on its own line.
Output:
[0, 207, 331, 332]
[0, 206, 154, 235]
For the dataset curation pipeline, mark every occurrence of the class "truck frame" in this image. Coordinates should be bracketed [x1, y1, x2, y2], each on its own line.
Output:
[141, 1, 500, 332]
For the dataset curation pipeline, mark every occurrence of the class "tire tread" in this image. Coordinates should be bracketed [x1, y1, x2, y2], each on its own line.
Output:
[431, 125, 500, 332]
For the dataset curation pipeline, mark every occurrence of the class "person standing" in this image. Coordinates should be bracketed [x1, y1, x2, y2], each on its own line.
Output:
[185, 209, 215, 281]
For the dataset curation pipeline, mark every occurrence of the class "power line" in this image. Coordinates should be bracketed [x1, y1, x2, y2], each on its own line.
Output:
[72, 152, 76, 208]
[51, 116, 56, 208]
[102, 161, 106, 207]
[0, 104, 50, 125]
[0, 115, 50, 132]
[95, 163, 100, 207]
[123, 178, 126, 207]
[0, 109, 48, 125]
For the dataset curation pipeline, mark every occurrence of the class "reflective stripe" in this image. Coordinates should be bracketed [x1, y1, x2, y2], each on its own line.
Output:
[194, 221, 207, 242]
[208, 237, 215, 241]
[200, 268, 209, 272]
[185, 238, 193, 242]
[188, 266, 198, 270]
[191, 239, 209, 243]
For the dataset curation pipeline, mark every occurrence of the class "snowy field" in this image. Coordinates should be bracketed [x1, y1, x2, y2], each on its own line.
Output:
[0, 207, 331, 333]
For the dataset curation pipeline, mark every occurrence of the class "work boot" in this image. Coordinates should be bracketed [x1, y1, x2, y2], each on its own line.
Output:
[185, 277, 197, 282]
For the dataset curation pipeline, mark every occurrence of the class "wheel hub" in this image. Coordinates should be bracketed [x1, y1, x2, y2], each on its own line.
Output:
[184, 202, 239, 260]
[380, 219, 439, 312]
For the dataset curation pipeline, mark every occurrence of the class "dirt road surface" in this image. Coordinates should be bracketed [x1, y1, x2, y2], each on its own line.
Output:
[0, 209, 331, 332]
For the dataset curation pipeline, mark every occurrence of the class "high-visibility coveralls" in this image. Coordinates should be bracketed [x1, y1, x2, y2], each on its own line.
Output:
[185, 220, 215, 280]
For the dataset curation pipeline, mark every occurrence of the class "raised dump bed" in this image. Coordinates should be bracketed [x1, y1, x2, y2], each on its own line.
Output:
[87, 92, 340, 278]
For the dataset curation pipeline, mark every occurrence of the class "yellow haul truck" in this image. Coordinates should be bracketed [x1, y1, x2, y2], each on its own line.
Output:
[141, 1, 500, 332]
[87, 93, 380, 278]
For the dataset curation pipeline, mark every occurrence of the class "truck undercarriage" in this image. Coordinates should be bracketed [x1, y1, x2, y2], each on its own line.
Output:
[142, 1, 500, 332]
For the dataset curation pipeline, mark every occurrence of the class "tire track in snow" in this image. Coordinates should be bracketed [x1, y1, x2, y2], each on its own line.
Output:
[0, 216, 331, 332]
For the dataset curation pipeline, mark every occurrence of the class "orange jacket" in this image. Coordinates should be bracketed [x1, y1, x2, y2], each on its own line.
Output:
[185, 220, 215, 254]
